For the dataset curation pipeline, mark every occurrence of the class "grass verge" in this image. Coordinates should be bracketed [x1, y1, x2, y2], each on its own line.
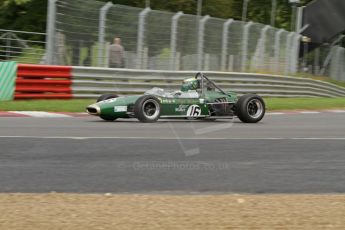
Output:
[265, 97, 345, 111]
[0, 99, 95, 112]
[0, 98, 344, 112]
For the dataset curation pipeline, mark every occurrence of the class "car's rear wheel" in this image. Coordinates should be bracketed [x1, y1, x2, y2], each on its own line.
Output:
[236, 94, 265, 123]
[97, 94, 119, 121]
[134, 95, 161, 123]
[97, 93, 118, 102]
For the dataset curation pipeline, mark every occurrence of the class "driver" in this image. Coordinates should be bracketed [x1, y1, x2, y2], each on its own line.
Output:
[180, 78, 200, 92]
[173, 78, 200, 97]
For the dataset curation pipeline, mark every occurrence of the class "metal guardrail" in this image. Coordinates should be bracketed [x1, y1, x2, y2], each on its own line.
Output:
[71, 67, 345, 98]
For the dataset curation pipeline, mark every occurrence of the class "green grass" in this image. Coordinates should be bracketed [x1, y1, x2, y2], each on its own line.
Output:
[0, 99, 95, 112]
[1, 98, 345, 113]
[11, 46, 45, 64]
[266, 97, 345, 111]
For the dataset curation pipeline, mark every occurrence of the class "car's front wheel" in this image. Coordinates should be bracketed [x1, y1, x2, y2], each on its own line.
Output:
[236, 94, 265, 123]
[97, 94, 119, 121]
[134, 95, 161, 123]
[97, 93, 118, 102]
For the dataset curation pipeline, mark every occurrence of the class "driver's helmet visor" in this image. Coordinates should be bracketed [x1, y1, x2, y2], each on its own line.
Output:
[181, 78, 200, 92]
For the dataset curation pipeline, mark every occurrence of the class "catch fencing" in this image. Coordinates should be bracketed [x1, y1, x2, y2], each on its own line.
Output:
[302, 44, 345, 82]
[296, 31, 345, 82]
[46, 0, 301, 75]
[0, 29, 46, 64]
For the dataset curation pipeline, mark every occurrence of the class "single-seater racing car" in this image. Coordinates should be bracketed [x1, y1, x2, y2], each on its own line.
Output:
[86, 73, 265, 123]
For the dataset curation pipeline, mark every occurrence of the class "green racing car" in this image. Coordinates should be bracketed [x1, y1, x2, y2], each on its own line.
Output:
[86, 72, 265, 123]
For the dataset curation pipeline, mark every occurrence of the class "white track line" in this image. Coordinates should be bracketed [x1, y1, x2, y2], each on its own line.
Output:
[266, 112, 285, 115]
[327, 110, 345, 113]
[299, 111, 321, 114]
[10, 111, 72, 118]
[0, 136, 344, 140]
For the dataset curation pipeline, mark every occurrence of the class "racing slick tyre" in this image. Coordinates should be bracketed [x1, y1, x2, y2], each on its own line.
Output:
[97, 94, 119, 121]
[97, 93, 118, 102]
[134, 95, 161, 123]
[236, 94, 265, 123]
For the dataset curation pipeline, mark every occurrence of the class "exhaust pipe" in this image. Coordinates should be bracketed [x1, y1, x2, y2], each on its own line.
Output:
[86, 105, 100, 116]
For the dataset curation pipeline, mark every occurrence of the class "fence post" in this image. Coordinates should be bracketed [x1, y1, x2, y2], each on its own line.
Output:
[258, 25, 270, 70]
[241, 21, 253, 72]
[98, 2, 113, 67]
[6, 34, 11, 60]
[330, 46, 341, 81]
[228, 55, 234, 71]
[338, 48, 345, 82]
[334, 48, 345, 81]
[284, 32, 295, 75]
[290, 34, 301, 74]
[314, 47, 320, 75]
[295, 6, 304, 32]
[319, 35, 345, 75]
[45, 0, 57, 64]
[170, 11, 183, 70]
[197, 15, 210, 70]
[221, 19, 234, 71]
[274, 29, 284, 73]
[136, 7, 151, 69]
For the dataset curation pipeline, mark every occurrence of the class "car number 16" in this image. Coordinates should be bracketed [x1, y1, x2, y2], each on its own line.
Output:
[187, 105, 201, 117]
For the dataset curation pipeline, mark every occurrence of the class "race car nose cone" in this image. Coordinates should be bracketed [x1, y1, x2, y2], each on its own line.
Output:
[86, 105, 100, 116]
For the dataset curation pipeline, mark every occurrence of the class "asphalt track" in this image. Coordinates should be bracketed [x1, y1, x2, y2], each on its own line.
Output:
[0, 112, 345, 193]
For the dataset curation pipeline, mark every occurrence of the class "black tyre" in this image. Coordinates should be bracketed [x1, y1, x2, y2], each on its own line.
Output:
[97, 93, 118, 102]
[97, 94, 118, 121]
[134, 95, 161, 123]
[236, 94, 265, 123]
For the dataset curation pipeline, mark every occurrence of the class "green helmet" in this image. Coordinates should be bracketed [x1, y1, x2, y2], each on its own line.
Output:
[181, 78, 200, 92]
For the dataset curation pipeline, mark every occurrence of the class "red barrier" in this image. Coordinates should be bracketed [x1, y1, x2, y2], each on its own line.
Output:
[16, 79, 72, 85]
[15, 64, 73, 99]
[18, 64, 72, 72]
[15, 94, 73, 99]
[15, 86, 71, 93]
[17, 71, 72, 78]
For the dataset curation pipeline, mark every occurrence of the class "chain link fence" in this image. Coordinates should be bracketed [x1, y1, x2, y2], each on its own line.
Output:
[46, 0, 301, 76]
[0, 29, 46, 64]
[299, 39, 345, 82]
[0, 0, 338, 82]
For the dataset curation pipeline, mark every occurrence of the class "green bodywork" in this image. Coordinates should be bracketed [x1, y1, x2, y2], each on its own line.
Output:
[88, 90, 237, 120]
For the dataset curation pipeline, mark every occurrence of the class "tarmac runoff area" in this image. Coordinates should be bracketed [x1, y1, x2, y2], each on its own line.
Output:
[1, 112, 345, 229]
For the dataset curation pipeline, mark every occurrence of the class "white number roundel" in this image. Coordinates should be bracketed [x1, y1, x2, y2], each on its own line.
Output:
[187, 105, 201, 117]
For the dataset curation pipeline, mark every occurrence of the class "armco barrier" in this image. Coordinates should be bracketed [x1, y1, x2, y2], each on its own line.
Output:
[71, 67, 345, 98]
[15, 64, 72, 99]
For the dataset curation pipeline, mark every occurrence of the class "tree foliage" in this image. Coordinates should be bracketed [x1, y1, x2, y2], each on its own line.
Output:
[0, 0, 47, 33]
[0, 0, 31, 7]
